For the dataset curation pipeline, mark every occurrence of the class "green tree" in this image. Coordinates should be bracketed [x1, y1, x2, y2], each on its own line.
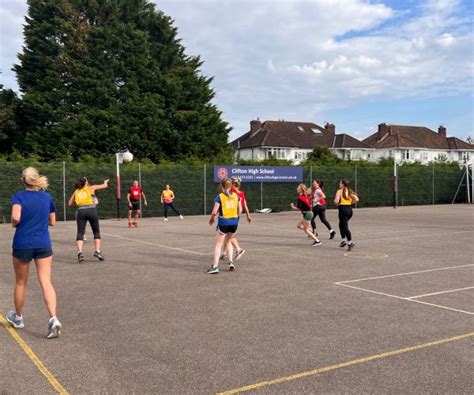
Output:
[304, 145, 342, 164]
[14, 0, 230, 161]
[0, 84, 23, 154]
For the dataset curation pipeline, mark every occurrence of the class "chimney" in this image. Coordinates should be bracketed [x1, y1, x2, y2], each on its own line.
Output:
[438, 125, 446, 137]
[250, 119, 262, 133]
[325, 123, 336, 134]
[377, 123, 388, 140]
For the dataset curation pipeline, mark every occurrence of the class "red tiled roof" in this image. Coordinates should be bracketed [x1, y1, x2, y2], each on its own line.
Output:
[332, 134, 373, 149]
[364, 125, 474, 150]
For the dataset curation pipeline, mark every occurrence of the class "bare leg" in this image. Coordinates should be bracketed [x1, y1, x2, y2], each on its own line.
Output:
[213, 234, 226, 267]
[76, 240, 84, 252]
[35, 257, 57, 318]
[303, 221, 319, 241]
[225, 234, 234, 260]
[13, 258, 30, 316]
[128, 210, 132, 222]
[230, 237, 240, 251]
[94, 239, 101, 252]
[135, 210, 140, 223]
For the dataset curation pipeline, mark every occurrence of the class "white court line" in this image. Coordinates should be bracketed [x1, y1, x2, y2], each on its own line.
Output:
[101, 232, 206, 256]
[336, 283, 474, 315]
[336, 263, 474, 285]
[407, 286, 474, 299]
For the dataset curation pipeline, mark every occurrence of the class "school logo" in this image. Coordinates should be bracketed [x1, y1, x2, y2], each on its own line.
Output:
[217, 167, 228, 180]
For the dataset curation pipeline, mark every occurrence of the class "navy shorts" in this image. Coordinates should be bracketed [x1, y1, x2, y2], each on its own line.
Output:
[217, 224, 238, 235]
[13, 248, 53, 262]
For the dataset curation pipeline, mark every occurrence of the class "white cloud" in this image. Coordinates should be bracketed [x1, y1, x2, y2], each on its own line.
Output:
[436, 33, 455, 46]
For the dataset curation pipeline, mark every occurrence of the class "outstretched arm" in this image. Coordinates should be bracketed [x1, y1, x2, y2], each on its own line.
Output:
[90, 179, 109, 192]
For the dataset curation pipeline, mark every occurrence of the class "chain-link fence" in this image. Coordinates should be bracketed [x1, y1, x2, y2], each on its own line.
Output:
[0, 162, 470, 223]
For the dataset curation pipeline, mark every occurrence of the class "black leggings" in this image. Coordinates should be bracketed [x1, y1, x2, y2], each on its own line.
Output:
[311, 205, 332, 232]
[338, 205, 353, 241]
[164, 202, 180, 218]
[76, 207, 101, 241]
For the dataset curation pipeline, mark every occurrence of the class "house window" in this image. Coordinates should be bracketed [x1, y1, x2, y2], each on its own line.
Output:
[267, 148, 287, 159]
[403, 150, 410, 160]
[420, 152, 429, 160]
[311, 128, 322, 134]
[298, 126, 305, 132]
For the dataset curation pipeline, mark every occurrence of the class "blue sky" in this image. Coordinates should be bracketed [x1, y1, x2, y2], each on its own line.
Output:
[1, 0, 472, 142]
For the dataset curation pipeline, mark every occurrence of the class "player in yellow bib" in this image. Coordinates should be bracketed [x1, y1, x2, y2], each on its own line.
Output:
[207, 178, 242, 274]
[161, 184, 183, 221]
[334, 179, 359, 251]
[68, 177, 109, 263]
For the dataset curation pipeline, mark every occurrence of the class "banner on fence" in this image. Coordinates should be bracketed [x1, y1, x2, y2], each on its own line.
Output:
[214, 165, 303, 183]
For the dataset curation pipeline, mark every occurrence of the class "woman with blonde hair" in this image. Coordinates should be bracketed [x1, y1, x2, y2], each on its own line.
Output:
[334, 179, 359, 251]
[290, 184, 321, 246]
[68, 177, 109, 262]
[6, 167, 62, 339]
[208, 178, 242, 274]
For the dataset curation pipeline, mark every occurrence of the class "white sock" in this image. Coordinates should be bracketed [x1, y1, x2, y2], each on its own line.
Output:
[15, 314, 23, 320]
[49, 316, 57, 323]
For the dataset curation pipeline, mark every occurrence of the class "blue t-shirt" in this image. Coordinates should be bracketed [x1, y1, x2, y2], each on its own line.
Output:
[11, 190, 56, 249]
[214, 192, 240, 226]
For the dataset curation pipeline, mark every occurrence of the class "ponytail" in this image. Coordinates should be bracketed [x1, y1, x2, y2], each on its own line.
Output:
[21, 167, 48, 190]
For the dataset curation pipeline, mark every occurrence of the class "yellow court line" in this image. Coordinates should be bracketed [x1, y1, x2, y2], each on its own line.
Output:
[0, 316, 69, 394]
[217, 332, 474, 394]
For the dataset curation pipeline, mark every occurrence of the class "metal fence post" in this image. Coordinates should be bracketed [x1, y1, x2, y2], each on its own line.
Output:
[309, 165, 313, 184]
[354, 165, 358, 208]
[138, 162, 142, 212]
[203, 164, 207, 215]
[432, 164, 435, 205]
[62, 161, 66, 222]
[260, 182, 263, 210]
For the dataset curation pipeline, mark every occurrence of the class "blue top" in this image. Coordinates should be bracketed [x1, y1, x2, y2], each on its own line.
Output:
[214, 192, 240, 226]
[11, 190, 56, 249]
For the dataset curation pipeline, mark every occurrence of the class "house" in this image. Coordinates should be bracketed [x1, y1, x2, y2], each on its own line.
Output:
[363, 124, 474, 164]
[231, 119, 373, 164]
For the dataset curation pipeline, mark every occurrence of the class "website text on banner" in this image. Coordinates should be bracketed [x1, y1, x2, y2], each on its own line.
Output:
[214, 166, 303, 183]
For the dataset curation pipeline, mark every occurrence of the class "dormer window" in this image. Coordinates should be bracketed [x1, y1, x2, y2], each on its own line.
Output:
[311, 128, 322, 134]
[298, 126, 305, 132]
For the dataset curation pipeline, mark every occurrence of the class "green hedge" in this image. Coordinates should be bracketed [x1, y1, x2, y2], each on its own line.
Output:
[0, 161, 468, 223]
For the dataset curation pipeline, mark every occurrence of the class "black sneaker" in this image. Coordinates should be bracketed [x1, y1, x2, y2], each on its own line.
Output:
[77, 252, 84, 263]
[93, 251, 105, 261]
[312, 240, 322, 246]
[330, 230, 336, 240]
[339, 241, 347, 248]
[347, 242, 356, 251]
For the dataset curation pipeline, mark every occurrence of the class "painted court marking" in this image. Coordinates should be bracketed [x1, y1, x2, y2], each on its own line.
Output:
[343, 252, 389, 259]
[0, 315, 68, 394]
[335, 264, 474, 315]
[217, 332, 474, 394]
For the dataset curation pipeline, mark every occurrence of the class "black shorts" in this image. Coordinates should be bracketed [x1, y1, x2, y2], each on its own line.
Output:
[217, 224, 238, 235]
[13, 248, 53, 262]
[129, 200, 140, 211]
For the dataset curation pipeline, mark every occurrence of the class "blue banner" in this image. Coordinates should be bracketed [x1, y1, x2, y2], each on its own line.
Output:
[214, 166, 303, 183]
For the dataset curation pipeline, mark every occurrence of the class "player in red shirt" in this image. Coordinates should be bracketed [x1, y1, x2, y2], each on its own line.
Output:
[220, 177, 252, 261]
[127, 180, 148, 228]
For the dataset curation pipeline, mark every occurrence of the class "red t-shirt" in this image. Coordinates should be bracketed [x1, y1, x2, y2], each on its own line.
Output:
[232, 188, 246, 207]
[129, 186, 142, 201]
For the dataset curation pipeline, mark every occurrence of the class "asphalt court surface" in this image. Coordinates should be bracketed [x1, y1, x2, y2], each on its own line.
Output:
[0, 204, 473, 394]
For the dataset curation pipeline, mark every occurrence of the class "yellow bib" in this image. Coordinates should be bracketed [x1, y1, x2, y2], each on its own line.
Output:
[339, 188, 352, 205]
[219, 192, 238, 218]
[74, 187, 93, 206]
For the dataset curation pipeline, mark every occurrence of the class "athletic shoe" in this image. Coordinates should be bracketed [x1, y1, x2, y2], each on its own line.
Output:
[207, 266, 219, 274]
[229, 262, 235, 271]
[179, 215, 184, 220]
[164, 218, 168, 221]
[46, 317, 62, 339]
[77, 251, 84, 263]
[132, 222, 138, 227]
[339, 241, 347, 248]
[219, 254, 228, 261]
[128, 222, 133, 228]
[312, 240, 322, 246]
[347, 242, 356, 251]
[93, 251, 105, 261]
[6, 311, 24, 329]
[235, 249, 246, 261]
[330, 230, 336, 240]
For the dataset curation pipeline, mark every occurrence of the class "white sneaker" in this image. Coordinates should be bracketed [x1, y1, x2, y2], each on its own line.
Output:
[164, 218, 168, 221]
[47, 317, 62, 339]
[179, 215, 184, 220]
